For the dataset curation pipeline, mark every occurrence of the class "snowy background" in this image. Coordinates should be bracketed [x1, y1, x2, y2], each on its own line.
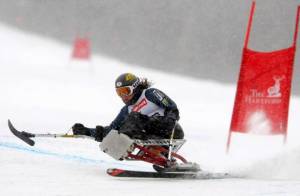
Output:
[2, 21, 300, 195]
[1, 0, 300, 88]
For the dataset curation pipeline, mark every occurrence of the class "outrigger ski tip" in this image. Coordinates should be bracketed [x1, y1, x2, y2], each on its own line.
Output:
[8, 120, 94, 146]
[8, 119, 35, 146]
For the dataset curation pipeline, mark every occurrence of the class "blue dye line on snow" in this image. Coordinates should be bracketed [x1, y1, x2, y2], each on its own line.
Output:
[0, 141, 135, 167]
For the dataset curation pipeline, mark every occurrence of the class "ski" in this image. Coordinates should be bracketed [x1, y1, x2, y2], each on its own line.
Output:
[8, 120, 35, 146]
[107, 168, 198, 178]
[107, 168, 232, 179]
[8, 120, 94, 146]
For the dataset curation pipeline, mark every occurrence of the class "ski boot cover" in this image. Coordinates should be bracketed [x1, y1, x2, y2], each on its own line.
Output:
[100, 130, 134, 160]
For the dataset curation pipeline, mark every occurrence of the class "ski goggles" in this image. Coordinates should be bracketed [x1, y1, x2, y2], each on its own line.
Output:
[116, 86, 134, 97]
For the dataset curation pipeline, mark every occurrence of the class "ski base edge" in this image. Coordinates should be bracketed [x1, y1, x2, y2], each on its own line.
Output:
[107, 168, 233, 179]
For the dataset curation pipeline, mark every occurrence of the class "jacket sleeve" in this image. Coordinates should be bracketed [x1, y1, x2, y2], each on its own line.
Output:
[90, 106, 129, 138]
[145, 88, 179, 121]
[108, 106, 129, 131]
[88, 106, 129, 139]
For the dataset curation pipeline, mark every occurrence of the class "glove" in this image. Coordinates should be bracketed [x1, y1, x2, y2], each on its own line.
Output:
[147, 116, 176, 131]
[119, 112, 149, 139]
[126, 112, 149, 124]
[94, 125, 104, 142]
[120, 112, 149, 132]
[145, 115, 176, 139]
[72, 123, 91, 136]
[160, 109, 179, 131]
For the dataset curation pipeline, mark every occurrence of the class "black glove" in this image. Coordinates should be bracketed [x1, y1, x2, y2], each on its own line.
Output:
[145, 115, 176, 139]
[119, 112, 149, 139]
[72, 123, 91, 136]
[121, 112, 149, 132]
[147, 116, 176, 131]
[94, 125, 105, 142]
[160, 109, 178, 131]
[127, 112, 149, 123]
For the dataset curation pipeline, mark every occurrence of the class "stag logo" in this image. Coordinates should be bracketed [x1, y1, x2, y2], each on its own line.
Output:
[267, 76, 285, 97]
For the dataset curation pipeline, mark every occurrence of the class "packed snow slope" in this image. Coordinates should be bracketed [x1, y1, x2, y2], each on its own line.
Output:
[2, 24, 300, 196]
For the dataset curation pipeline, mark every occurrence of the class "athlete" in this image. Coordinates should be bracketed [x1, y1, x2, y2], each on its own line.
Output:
[72, 73, 184, 142]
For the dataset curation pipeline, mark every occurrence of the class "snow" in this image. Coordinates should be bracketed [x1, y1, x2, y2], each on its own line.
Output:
[1, 23, 300, 195]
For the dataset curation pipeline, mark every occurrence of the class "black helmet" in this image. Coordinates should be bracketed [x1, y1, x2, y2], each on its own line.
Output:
[115, 73, 140, 98]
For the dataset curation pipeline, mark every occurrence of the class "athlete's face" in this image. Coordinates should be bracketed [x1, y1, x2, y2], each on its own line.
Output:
[120, 94, 134, 104]
[116, 86, 134, 104]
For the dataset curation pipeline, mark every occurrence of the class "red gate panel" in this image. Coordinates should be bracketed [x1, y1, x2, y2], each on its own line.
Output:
[226, 1, 299, 151]
[230, 46, 295, 135]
